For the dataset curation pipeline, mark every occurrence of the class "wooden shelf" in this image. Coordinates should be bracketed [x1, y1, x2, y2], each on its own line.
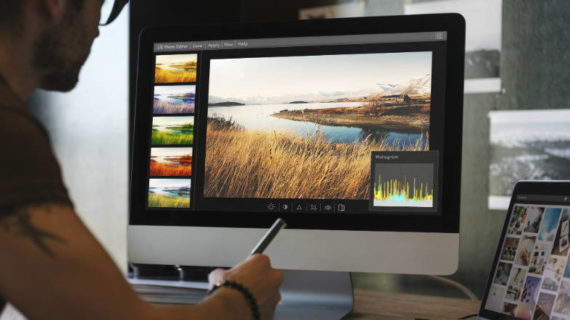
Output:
[345, 289, 481, 320]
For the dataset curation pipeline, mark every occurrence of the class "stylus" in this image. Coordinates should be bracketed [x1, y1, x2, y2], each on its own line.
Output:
[250, 218, 287, 256]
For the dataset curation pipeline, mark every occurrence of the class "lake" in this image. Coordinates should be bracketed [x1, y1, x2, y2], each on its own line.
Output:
[155, 96, 195, 105]
[209, 102, 426, 147]
[153, 116, 194, 133]
[149, 187, 190, 198]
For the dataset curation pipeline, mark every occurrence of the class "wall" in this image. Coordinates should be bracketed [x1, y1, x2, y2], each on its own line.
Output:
[29, 8, 130, 270]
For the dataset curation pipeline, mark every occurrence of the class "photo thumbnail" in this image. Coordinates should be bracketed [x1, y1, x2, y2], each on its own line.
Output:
[493, 262, 512, 286]
[204, 52, 432, 200]
[155, 54, 197, 84]
[553, 279, 570, 316]
[148, 178, 191, 209]
[524, 207, 546, 234]
[515, 235, 537, 266]
[485, 285, 507, 313]
[516, 276, 541, 319]
[508, 206, 528, 235]
[528, 242, 552, 275]
[152, 116, 194, 145]
[502, 303, 517, 316]
[154, 85, 196, 114]
[506, 267, 526, 301]
[563, 254, 570, 279]
[534, 293, 555, 319]
[538, 208, 562, 242]
[501, 237, 520, 261]
[542, 255, 567, 292]
[552, 209, 570, 256]
[150, 147, 192, 177]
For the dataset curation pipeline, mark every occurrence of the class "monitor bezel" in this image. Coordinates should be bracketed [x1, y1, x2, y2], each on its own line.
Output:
[130, 14, 465, 232]
[478, 181, 570, 319]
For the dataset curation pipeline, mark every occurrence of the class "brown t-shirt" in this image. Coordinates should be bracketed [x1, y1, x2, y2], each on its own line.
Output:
[0, 77, 72, 213]
[0, 76, 73, 312]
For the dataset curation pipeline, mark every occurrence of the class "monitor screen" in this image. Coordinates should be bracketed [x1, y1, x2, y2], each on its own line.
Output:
[130, 16, 464, 231]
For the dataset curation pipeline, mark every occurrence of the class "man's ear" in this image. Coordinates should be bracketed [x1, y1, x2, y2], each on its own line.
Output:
[38, 0, 66, 23]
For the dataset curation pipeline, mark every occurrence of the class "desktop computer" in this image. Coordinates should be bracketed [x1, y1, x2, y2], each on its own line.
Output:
[129, 14, 465, 319]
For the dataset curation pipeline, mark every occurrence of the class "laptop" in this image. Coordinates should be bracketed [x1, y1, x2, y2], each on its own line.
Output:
[479, 181, 570, 320]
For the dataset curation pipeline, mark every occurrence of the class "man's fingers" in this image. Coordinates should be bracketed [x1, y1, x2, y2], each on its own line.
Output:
[273, 269, 284, 287]
[250, 253, 271, 269]
[208, 268, 226, 289]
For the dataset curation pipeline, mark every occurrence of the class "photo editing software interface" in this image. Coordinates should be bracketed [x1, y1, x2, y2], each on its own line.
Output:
[144, 31, 449, 215]
[484, 196, 570, 319]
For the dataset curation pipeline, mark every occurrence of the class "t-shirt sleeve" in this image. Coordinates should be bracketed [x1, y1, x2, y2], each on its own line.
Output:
[0, 111, 73, 215]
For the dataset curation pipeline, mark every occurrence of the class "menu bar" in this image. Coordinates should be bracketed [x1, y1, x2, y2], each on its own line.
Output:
[154, 31, 448, 53]
[516, 194, 570, 204]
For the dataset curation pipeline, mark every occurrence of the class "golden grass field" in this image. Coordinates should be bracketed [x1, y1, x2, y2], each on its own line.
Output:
[148, 193, 190, 208]
[150, 157, 192, 176]
[153, 99, 195, 114]
[204, 125, 428, 200]
[155, 66, 196, 84]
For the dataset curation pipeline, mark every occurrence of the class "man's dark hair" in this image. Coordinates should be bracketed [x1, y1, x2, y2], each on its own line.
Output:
[0, 0, 85, 30]
[0, 0, 26, 29]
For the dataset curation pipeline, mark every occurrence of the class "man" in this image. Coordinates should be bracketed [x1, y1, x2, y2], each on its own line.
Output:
[0, 0, 283, 319]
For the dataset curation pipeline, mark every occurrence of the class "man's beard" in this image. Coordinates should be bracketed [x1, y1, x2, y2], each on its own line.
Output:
[32, 12, 90, 92]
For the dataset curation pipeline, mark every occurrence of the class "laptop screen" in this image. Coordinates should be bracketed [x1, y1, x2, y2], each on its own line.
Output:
[483, 194, 570, 319]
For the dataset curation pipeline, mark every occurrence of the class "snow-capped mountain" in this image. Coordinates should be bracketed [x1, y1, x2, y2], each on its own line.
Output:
[375, 83, 398, 93]
[209, 74, 431, 105]
[387, 74, 431, 95]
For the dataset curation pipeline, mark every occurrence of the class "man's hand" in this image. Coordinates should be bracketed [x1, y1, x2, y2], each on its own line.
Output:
[0, 205, 282, 320]
[208, 255, 283, 320]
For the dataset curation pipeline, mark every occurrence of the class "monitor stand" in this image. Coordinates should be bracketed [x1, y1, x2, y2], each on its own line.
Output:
[276, 270, 353, 320]
[129, 268, 353, 319]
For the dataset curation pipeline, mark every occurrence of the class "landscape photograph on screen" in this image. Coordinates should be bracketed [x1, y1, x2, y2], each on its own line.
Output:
[155, 54, 197, 84]
[151, 116, 194, 145]
[153, 85, 196, 114]
[150, 147, 192, 176]
[148, 178, 191, 208]
[204, 52, 433, 200]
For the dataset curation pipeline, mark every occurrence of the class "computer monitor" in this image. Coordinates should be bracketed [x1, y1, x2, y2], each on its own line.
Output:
[129, 14, 464, 279]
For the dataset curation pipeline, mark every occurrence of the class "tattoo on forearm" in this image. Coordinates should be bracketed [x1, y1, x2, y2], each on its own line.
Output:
[0, 206, 66, 257]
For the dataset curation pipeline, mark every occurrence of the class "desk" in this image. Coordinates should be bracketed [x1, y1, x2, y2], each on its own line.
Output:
[346, 289, 481, 320]
[133, 281, 481, 320]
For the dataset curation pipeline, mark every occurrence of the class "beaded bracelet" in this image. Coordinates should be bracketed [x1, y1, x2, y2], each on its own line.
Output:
[208, 280, 261, 320]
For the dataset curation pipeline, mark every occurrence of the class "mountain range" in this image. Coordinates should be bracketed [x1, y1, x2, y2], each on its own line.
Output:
[209, 74, 431, 105]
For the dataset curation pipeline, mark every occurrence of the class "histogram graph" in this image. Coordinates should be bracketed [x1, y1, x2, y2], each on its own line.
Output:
[373, 175, 434, 208]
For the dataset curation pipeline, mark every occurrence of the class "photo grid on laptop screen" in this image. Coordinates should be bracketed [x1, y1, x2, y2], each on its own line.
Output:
[485, 202, 570, 319]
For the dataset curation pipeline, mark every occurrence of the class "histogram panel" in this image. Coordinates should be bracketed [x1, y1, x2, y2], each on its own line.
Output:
[370, 159, 436, 210]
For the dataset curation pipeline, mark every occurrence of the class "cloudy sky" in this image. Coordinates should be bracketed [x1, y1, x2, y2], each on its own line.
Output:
[155, 85, 195, 96]
[152, 116, 194, 130]
[151, 147, 192, 162]
[156, 54, 197, 66]
[149, 178, 190, 189]
[209, 51, 431, 103]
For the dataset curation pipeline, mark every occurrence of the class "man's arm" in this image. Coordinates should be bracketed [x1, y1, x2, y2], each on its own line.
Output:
[0, 204, 281, 320]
